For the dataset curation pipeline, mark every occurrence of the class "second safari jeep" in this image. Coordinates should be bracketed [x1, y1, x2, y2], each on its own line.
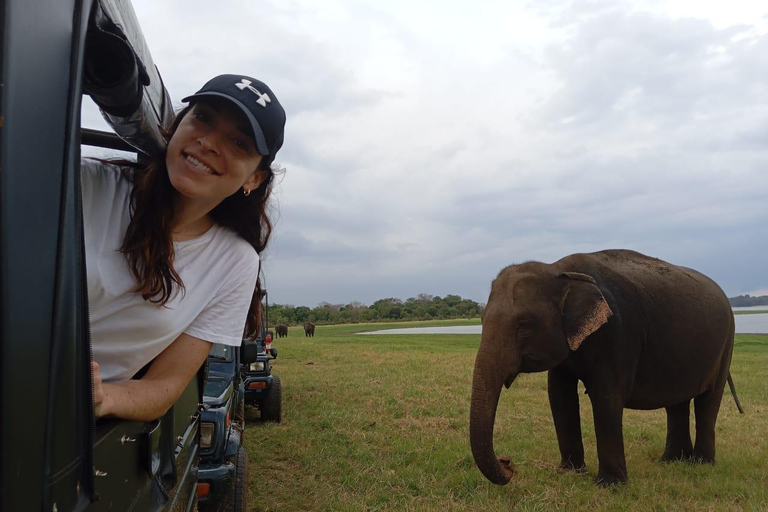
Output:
[198, 341, 259, 512]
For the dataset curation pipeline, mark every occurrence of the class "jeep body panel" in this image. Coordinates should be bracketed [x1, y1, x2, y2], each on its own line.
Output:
[198, 345, 248, 511]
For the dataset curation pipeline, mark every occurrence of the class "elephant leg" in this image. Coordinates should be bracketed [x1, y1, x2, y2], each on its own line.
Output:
[692, 352, 730, 464]
[589, 392, 627, 485]
[692, 386, 725, 464]
[548, 369, 585, 471]
[660, 401, 693, 462]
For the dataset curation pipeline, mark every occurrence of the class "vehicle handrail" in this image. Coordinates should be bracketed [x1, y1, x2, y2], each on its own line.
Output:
[81, 127, 138, 153]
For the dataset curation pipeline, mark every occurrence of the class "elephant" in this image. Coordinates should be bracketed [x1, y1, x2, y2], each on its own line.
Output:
[303, 322, 315, 337]
[276, 324, 288, 338]
[470, 249, 741, 486]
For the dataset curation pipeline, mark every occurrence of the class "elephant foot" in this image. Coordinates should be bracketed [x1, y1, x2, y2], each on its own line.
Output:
[689, 454, 715, 465]
[659, 449, 693, 464]
[559, 459, 587, 472]
[595, 470, 627, 487]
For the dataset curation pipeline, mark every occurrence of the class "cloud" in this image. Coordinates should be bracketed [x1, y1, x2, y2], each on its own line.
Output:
[268, 3, 768, 304]
[93, 1, 768, 306]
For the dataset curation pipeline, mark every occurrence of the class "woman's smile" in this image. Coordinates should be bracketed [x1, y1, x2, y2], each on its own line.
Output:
[183, 152, 220, 175]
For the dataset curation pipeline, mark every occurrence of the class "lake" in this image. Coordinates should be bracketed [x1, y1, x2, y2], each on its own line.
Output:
[360, 309, 768, 335]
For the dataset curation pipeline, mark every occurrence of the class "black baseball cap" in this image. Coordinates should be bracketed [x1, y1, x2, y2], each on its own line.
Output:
[181, 74, 286, 160]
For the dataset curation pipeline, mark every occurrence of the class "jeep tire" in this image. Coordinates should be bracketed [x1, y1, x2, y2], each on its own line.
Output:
[260, 375, 282, 422]
[232, 446, 247, 512]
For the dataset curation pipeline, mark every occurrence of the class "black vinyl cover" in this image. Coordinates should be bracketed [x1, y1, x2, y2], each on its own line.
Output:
[84, 0, 174, 155]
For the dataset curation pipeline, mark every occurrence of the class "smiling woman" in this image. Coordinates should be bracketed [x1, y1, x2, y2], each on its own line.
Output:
[84, 74, 286, 421]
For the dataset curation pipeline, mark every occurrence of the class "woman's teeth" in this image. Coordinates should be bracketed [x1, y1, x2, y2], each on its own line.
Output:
[186, 155, 216, 175]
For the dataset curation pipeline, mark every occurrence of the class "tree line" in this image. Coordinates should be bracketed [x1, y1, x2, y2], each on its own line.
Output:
[265, 293, 765, 326]
[729, 295, 768, 307]
[267, 294, 484, 326]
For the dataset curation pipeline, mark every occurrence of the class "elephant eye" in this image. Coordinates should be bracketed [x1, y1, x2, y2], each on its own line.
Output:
[517, 320, 535, 338]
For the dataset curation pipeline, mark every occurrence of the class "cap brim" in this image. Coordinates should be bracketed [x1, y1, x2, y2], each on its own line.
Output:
[181, 92, 270, 156]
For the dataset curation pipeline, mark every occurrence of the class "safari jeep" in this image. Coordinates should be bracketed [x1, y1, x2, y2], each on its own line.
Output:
[197, 341, 258, 512]
[242, 323, 283, 422]
[0, 0, 240, 510]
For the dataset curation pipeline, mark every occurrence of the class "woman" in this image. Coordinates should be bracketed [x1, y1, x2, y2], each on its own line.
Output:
[85, 74, 286, 421]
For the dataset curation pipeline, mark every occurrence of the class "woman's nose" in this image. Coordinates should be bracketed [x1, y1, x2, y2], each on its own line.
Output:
[197, 130, 221, 153]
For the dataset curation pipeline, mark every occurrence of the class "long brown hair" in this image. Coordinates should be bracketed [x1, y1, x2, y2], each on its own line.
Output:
[118, 104, 277, 339]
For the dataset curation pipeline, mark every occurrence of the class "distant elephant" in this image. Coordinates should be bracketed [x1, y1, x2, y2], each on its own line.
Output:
[303, 322, 315, 337]
[470, 249, 741, 487]
[276, 324, 288, 338]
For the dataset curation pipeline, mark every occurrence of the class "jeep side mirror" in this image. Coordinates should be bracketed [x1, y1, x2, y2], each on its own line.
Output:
[241, 341, 258, 365]
[270, 348, 278, 359]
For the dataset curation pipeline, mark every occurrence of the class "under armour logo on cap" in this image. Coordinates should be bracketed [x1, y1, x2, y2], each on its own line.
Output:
[235, 78, 272, 108]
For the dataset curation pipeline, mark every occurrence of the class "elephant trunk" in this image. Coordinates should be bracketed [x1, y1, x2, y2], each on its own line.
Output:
[469, 344, 517, 485]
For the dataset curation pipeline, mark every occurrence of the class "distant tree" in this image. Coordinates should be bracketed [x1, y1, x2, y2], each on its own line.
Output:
[444, 294, 462, 308]
[362, 307, 379, 321]
[369, 298, 403, 320]
[729, 295, 768, 307]
[267, 303, 295, 326]
[417, 293, 434, 304]
[403, 297, 423, 320]
[343, 301, 368, 323]
[311, 303, 334, 323]
[294, 306, 311, 324]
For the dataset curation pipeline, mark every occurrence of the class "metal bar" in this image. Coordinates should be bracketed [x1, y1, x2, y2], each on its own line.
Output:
[81, 127, 137, 152]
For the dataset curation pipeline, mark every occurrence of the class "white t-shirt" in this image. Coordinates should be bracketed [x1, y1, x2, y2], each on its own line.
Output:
[81, 159, 260, 382]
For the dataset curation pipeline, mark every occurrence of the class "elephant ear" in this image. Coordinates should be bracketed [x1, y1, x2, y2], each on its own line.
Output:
[559, 272, 613, 351]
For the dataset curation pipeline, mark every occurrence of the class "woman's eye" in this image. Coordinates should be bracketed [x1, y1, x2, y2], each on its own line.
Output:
[232, 138, 250, 150]
[192, 111, 211, 124]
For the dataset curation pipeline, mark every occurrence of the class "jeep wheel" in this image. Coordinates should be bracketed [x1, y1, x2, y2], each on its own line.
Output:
[233, 446, 247, 512]
[260, 375, 282, 422]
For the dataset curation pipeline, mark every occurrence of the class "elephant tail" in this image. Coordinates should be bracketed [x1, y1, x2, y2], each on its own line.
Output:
[727, 372, 744, 415]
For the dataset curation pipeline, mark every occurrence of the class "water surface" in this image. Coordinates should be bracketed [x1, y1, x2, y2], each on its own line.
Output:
[360, 312, 768, 335]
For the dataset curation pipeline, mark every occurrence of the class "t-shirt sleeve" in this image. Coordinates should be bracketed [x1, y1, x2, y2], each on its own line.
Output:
[80, 158, 127, 216]
[184, 247, 260, 347]
[81, 158, 109, 213]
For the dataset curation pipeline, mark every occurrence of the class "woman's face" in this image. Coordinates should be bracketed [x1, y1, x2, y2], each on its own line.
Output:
[166, 98, 267, 208]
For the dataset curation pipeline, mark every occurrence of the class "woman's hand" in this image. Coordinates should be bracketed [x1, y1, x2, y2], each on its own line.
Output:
[91, 361, 113, 418]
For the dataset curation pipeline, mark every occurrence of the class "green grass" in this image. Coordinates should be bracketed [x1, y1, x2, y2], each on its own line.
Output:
[733, 310, 768, 315]
[243, 322, 768, 511]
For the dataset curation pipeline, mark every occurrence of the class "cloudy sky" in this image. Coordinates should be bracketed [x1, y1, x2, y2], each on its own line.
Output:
[82, 0, 768, 307]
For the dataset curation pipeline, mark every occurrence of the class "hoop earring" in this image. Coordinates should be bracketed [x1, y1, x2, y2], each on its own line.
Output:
[243, 188, 251, 197]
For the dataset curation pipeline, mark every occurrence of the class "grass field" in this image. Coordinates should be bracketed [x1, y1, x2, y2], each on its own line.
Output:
[242, 321, 768, 512]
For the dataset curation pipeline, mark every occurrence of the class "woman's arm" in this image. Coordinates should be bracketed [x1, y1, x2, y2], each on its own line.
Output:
[93, 333, 213, 421]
